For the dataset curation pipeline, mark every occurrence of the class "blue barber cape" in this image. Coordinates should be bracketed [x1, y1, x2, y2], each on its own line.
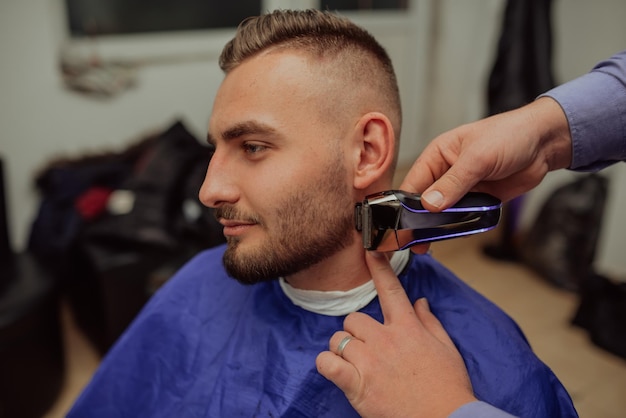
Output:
[68, 245, 577, 417]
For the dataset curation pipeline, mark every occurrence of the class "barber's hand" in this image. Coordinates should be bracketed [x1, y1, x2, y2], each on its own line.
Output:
[401, 97, 573, 213]
[316, 251, 477, 418]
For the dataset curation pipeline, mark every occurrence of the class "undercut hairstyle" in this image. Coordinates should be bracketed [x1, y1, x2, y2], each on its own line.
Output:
[219, 9, 402, 149]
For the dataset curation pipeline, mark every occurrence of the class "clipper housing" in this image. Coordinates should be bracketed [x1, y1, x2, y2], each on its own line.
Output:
[355, 190, 502, 251]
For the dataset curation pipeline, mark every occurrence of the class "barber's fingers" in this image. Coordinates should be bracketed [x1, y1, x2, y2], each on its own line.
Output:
[398, 142, 449, 196]
[329, 331, 361, 360]
[316, 332, 365, 399]
[420, 167, 476, 211]
[416, 148, 486, 212]
[399, 131, 486, 212]
[366, 252, 455, 349]
[365, 251, 417, 325]
[316, 350, 358, 395]
[414, 298, 456, 348]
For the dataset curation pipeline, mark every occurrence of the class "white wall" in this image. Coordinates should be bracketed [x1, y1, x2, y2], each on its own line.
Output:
[423, 0, 504, 140]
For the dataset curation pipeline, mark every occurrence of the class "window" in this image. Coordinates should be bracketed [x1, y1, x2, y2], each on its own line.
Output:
[65, 0, 262, 37]
[321, 0, 408, 10]
[65, 0, 408, 38]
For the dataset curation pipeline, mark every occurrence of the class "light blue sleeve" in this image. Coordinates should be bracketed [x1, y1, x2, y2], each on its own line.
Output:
[540, 49, 626, 171]
[448, 401, 518, 418]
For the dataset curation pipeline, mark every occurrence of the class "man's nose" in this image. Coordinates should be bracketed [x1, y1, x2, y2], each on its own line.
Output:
[199, 152, 238, 208]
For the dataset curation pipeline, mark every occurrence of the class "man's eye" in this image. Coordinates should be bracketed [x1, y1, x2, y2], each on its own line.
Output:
[243, 143, 267, 155]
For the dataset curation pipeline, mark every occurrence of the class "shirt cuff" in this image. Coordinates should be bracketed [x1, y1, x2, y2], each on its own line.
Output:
[540, 71, 626, 171]
[448, 401, 518, 418]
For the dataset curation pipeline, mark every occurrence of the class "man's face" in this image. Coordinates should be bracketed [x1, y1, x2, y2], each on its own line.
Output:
[200, 50, 356, 284]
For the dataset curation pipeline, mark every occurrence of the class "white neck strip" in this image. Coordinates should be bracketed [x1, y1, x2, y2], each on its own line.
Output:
[279, 250, 410, 316]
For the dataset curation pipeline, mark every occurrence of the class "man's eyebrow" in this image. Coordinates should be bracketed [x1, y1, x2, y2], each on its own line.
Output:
[206, 121, 278, 146]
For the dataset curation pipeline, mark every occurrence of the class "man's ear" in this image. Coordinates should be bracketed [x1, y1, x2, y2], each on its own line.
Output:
[352, 112, 395, 190]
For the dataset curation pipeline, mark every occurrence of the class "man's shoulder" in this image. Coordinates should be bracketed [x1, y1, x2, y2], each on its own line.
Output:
[401, 253, 522, 336]
[159, 244, 229, 291]
[178, 244, 228, 274]
[140, 244, 253, 328]
[153, 244, 252, 310]
[401, 253, 479, 298]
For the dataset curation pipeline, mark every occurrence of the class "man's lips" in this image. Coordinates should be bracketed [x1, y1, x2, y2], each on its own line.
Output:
[219, 219, 258, 236]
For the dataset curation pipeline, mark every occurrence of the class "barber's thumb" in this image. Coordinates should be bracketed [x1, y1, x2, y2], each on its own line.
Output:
[421, 176, 470, 212]
[421, 189, 445, 210]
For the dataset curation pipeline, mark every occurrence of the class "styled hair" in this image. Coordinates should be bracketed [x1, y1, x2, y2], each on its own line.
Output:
[220, 9, 393, 76]
[220, 9, 401, 135]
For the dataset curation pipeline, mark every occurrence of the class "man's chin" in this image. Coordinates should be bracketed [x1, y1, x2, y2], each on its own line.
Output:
[222, 243, 272, 285]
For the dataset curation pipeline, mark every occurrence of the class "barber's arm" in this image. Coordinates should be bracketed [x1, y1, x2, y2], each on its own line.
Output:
[400, 97, 572, 212]
[316, 252, 516, 417]
[400, 49, 626, 213]
[540, 49, 626, 171]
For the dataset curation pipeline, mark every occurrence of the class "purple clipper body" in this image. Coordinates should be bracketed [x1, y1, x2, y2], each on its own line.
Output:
[355, 190, 502, 251]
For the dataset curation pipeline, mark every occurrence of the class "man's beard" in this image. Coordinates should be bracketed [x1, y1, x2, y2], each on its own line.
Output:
[216, 162, 355, 285]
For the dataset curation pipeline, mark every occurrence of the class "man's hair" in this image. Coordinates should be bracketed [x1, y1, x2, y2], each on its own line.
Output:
[219, 9, 402, 147]
[220, 9, 393, 76]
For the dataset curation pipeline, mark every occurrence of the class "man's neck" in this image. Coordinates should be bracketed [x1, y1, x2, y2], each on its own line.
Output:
[284, 239, 371, 291]
[279, 250, 411, 315]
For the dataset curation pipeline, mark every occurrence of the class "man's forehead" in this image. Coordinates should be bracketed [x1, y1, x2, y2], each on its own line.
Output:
[219, 49, 332, 95]
[210, 51, 332, 118]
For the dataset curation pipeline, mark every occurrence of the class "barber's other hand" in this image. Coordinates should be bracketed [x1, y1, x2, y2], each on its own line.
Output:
[401, 97, 573, 213]
[316, 251, 477, 418]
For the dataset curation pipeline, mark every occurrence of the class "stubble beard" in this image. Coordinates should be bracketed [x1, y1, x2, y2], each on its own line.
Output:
[219, 162, 355, 285]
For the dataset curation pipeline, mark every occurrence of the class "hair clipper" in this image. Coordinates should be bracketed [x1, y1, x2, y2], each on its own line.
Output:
[355, 190, 502, 251]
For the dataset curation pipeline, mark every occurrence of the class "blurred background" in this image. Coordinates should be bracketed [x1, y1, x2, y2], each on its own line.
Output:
[1, 1, 625, 417]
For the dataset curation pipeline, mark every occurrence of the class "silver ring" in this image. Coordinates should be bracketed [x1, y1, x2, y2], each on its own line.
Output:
[337, 336, 353, 358]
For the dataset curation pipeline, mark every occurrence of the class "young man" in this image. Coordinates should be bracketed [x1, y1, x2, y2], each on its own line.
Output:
[68, 10, 577, 417]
